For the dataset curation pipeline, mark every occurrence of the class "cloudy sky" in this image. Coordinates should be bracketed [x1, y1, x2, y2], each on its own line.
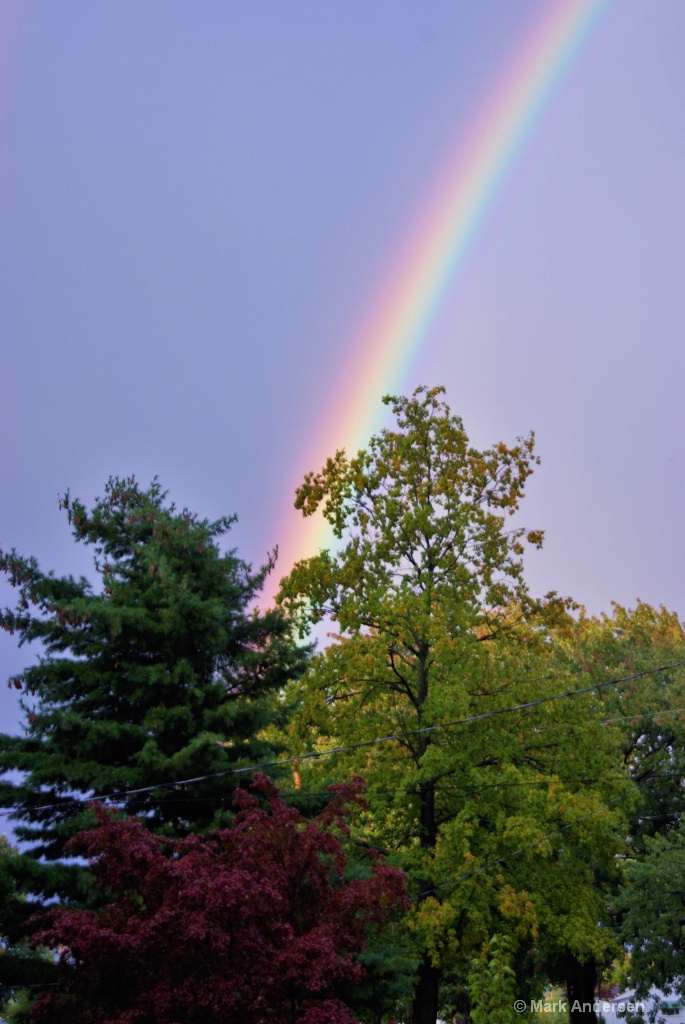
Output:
[1, 1, 683, 733]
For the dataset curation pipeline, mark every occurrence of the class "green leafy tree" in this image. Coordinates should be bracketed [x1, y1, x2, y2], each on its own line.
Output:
[408, 625, 629, 1024]
[0, 477, 307, 923]
[619, 823, 685, 1000]
[545, 603, 685, 1018]
[467, 933, 518, 1024]
[278, 387, 629, 1024]
[553, 603, 685, 847]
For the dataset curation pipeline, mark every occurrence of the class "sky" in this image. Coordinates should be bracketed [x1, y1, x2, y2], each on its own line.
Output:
[1, 1, 684, 735]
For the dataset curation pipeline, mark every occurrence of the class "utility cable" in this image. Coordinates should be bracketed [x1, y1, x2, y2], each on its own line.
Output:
[1, 660, 684, 819]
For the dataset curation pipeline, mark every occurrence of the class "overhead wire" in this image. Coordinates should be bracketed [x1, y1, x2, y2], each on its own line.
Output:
[30, 763, 675, 812]
[1, 660, 684, 820]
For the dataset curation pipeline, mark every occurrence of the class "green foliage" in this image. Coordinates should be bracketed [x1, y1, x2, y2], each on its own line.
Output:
[0, 477, 307, 990]
[0, 400, 679, 1019]
[342, 921, 419, 1023]
[278, 387, 631, 1020]
[282, 385, 544, 637]
[1, 987, 35, 1024]
[521, 602, 685, 1008]
[0, 835, 56, 1022]
[619, 822, 685, 998]
[552, 602, 685, 849]
[530, 990, 569, 1024]
[467, 933, 518, 1024]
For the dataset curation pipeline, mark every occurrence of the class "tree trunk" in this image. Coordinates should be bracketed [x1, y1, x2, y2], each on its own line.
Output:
[410, 953, 441, 1024]
[566, 955, 598, 1024]
[418, 778, 437, 848]
[412, 660, 441, 1023]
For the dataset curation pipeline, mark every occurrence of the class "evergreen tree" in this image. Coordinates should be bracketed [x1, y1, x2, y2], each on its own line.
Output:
[0, 834, 56, 1019]
[0, 477, 307, 909]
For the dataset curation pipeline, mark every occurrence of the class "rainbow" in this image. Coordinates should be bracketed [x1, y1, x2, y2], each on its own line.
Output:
[268, 0, 612, 599]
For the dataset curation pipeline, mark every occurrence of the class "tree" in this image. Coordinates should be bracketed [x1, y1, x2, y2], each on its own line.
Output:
[619, 822, 685, 1000]
[544, 602, 685, 1017]
[467, 933, 518, 1024]
[30, 775, 407, 1024]
[278, 387, 627, 1023]
[0, 477, 307, 911]
[0, 835, 56, 1022]
[551, 602, 685, 848]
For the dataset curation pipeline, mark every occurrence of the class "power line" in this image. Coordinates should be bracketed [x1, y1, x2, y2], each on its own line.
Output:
[6, 754, 679, 821]
[601, 705, 684, 727]
[1, 660, 684, 820]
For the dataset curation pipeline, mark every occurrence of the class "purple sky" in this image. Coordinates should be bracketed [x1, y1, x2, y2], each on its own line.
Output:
[1, 1, 684, 734]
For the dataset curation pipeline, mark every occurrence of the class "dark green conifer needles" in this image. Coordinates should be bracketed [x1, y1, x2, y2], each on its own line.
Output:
[0, 477, 307, 907]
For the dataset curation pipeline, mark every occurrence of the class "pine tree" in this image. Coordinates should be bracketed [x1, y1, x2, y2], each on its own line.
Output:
[0, 477, 308, 909]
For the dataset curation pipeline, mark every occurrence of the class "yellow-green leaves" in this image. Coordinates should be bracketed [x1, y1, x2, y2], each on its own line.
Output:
[280, 386, 543, 640]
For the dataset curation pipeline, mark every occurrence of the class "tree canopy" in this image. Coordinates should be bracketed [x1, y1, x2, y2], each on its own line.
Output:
[0, 476, 307, 911]
[619, 822, 685, 999]
[277, 387, 633, 1024]
[30, 776, 407, 1024]
[2, 393, 684, 1024]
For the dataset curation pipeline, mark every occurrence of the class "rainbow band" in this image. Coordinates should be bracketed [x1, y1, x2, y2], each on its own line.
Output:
[272, 0, 612, 593]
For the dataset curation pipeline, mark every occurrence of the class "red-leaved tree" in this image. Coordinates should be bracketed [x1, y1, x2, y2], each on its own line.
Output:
[30, 775, 406, 1024]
